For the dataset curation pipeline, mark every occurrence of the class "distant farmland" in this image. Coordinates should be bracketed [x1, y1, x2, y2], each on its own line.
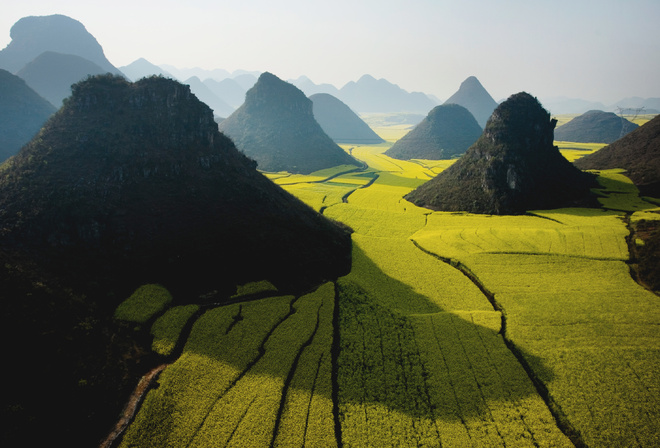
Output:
[112, 124, 660, 447]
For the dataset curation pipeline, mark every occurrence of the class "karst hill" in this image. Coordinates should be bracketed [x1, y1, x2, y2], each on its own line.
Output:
[443, 76, 499, 128]
[385, 103, 482, 160]
[554, 109, 639, 143]
[310, 93, 384, 144]
[405, 92, 598, 215]
[0, 14, 121, 75]
[0, 74, 353, 298]
[219, 72, 360, 174]
[0, 14, 125, 110]
[0, 69, 56, 162]
[574, 114, 660, 197]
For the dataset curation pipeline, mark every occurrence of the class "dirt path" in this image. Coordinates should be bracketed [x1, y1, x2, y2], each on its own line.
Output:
[99, 363, 169, 448]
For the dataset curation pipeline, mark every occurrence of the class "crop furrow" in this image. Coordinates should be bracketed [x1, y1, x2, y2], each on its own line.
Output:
[270, 302, 322, 447]
[225, 396, 258, 447]
[410, 239, 586, 447]
[186, 296, 299, 447]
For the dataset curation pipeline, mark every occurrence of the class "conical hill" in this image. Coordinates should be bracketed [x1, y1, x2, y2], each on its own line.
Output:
[0, 74, 352, 297]
[219, 72, 360, 174]
[310, 93, 384, 144]
[443, 76, 498, 128]
[554, 109, 638, 143]
[574, 114, 660, 196]
[385, 103, 481, 160]
[405, 92, 598, 215]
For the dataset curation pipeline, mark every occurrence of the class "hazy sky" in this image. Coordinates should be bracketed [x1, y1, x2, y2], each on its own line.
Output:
[2, 0, 659, 104]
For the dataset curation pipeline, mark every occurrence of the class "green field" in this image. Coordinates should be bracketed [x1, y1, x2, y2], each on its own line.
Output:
[114, 123, 660, 447]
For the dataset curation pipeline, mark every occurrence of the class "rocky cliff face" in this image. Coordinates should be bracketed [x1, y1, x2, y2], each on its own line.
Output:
[405, 92, 597, 215]
[219, 72, 360, 174]
[0, 74, 352, 297]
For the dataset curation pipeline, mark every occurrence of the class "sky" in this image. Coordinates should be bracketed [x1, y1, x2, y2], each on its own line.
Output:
[1, 0, 659, 105]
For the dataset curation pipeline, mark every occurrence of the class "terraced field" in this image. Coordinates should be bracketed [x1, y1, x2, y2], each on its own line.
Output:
[113, 125, 660, 447]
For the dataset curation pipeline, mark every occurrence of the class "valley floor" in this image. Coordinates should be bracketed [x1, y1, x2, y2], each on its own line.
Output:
[113, 129, 660, 447]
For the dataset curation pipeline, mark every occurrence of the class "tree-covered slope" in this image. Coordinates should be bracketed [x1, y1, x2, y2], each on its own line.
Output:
[385, 103, 482, 160]
[405, 92, 597, 214]
[0, 74, 352, 297]
[219, 72, 360, 174]
[574, 114, 660, 196]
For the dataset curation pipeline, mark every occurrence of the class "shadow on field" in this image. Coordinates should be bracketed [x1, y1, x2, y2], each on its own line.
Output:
[127, 241, 569, 447]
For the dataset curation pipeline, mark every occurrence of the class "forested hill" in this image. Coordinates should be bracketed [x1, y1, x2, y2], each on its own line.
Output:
[405, 92, 598, 214]
[0, 74, 352, 298]
[219, 72, 361, 174]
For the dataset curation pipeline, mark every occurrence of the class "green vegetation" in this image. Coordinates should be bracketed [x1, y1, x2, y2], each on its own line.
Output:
[119, 283, 336, 447]
[151, 305, 199, 356]
[114, 284, 173, 324]
[110, 130, 658, 447]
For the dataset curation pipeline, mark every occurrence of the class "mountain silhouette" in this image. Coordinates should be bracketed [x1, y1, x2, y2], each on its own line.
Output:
[385, 103, 482, 160]
[16, 51, 110, 107]
[0, 69, 56, 162]
[554, 109, 638, 143]
[119, 58, 174, 81]
[310, 93, 384, 144]
[184, 76, 235, 118]
[405, 92, 597, 214]
[219, 72, 360, 174]
[203, 77, 248, 109]
[443, 76, 498, 128]
[338, 74, 437, 113]
[574, 114, 660, 196]
[290, 75, 341, 97]
[0, 14, 121, 75]
[0, 74, 353, 297]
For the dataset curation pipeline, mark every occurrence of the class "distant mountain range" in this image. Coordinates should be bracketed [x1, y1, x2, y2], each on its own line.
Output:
[0, 14, 657, 122]
[310, 93, 384, 144]
[541, 96, 660, 115]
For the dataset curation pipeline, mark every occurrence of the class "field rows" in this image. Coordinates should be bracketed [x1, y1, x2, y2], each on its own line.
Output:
[119, 283, 337, 448]
[116, 136, 660, 447]
[337, 279, 572, 447]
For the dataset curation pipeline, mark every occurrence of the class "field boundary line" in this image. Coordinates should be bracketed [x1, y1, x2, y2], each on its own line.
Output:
[409, 239, 587, 448]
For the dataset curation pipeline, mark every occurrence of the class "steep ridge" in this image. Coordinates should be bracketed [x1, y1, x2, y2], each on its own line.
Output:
[405, 92, 598, 214]
[0, 74, 353, 297]
[443, 76, 498, 128]
[219, 72, 360, 174]
[574, 114, 660, 196]
[310, 93, 384, 144]
[0, 69, 56, 162]
[385, 103, 482, 160]
[554, 109, 638, 143]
